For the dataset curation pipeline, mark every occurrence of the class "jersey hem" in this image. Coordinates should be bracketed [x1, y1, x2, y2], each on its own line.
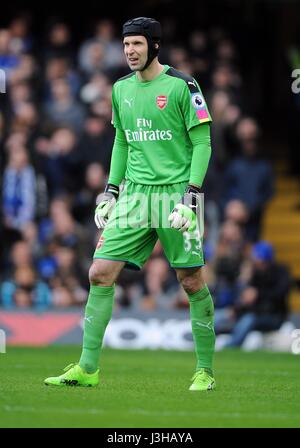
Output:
[93, 256, 142, 271]
[170, 263, 205, 268]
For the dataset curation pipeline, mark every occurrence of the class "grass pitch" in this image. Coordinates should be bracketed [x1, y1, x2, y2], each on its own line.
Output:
[0, 346, 299, 428]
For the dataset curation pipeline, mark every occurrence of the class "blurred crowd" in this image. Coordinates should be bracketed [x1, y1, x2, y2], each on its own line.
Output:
[0, 15, 291, 344]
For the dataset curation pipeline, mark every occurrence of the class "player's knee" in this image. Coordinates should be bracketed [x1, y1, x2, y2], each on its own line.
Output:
[179, 276, 198, 294]
[89, 260, 115, 286]
[177, 270, 205, 294]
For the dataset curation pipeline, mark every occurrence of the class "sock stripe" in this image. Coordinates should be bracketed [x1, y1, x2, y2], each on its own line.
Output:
[90, 284, 115, 296]
[188, 285, 210, 302]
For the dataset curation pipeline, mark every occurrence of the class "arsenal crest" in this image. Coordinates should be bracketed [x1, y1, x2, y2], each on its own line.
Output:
[156, 95, 167, 109]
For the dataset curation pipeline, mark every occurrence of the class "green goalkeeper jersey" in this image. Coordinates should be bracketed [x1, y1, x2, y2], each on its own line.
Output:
[111, 64, 212, 185]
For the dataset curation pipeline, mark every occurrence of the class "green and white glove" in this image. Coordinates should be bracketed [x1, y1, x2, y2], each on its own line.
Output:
[168, 185, 201, 233]
[94, 184, 119, 229]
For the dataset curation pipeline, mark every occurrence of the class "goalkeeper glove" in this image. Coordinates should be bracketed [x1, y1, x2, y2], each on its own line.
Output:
[94, 183, 119, 229]
[168, 185, 201, 233]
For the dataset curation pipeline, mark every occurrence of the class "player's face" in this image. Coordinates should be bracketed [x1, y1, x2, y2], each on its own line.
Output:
[123, 35, 148, 71]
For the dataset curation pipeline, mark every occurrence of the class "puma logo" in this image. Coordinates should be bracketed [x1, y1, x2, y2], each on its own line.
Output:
[84, 316, 94, 324]
[124, 98, 134, 107]
[196, 321, 213, 331]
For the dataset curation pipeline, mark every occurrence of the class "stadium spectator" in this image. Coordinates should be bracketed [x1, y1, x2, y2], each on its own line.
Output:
[44, 78, 86, 132]
[1, 265, 51, 310]
[224, 199, 249, 229]
[0, 236, 51, 310]
[80, 72, 111, 105]
[2, 145, 36, 231]
[34, 127, 82, 196]
[44, 57, 81, 100]
[49, 245, 87, 307]
[10, 102, 38, 137]
[209, 90, 241, 166]
[43, 22, 75, 63]
[0, 29, 20, 76]
[188, 30, 210, 81]
[90, 96, 112, 122]
[9, 80, 33, 108]
[78, 113, 114, 170]
[9, 54, 37, 86]
[207, 220, 249, 333]
[215, 39, 239, 68]
[78, 19, 125, 77]
[45, 198, 92, 273]
[3, 239, 36, 279]
[210, 64, 241, 101]
[222, 117, 274, 241]
[72, 162, 106, 226]
[225, 242, 291, 347]
[21, 221, 42, 258]
[9, 14, 33, 54]
[79, 41, 106, 77]
[139, 256, 171, 311]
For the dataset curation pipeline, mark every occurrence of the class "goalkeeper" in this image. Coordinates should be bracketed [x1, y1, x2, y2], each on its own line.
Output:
[45, 17, 216, 391]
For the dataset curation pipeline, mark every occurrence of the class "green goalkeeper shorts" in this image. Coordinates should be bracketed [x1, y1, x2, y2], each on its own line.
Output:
[93, 180, 204, 270]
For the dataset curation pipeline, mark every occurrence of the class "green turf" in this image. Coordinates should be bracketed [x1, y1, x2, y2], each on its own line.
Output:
[0, 346, 300, 428]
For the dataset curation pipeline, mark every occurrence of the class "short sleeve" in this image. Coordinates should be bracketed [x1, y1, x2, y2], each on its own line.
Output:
[179, 78, 212, 131]
[111, 84, 122, 129]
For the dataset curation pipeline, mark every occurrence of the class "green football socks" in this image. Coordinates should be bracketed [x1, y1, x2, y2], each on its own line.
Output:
[79, 284, 214, 376]
[79, 284, 115, 373]
[188, 285, 215, 374]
